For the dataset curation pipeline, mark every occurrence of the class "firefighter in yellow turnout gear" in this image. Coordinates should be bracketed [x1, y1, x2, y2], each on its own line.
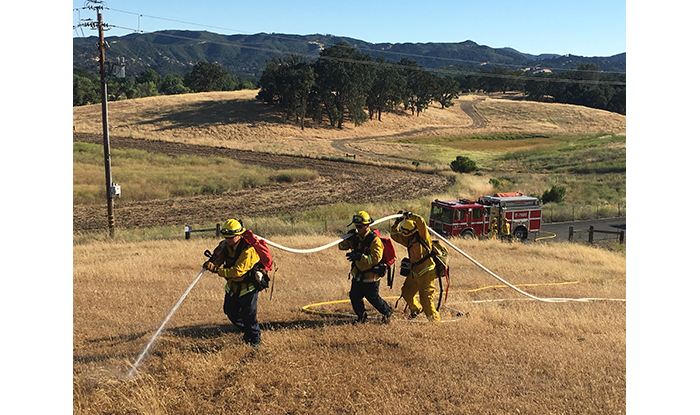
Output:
[391, 211, 441, 322]
[338, 211, 393, 324]
[203, 219, 262, 347]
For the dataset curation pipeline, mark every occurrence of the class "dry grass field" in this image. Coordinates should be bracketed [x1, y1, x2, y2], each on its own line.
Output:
[72, 91, 626, 160]
[73, 234, 625, 414]
[70, 90, 629, 413]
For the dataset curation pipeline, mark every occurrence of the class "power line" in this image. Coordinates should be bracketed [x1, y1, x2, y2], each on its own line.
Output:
[74, 7, 625, 85]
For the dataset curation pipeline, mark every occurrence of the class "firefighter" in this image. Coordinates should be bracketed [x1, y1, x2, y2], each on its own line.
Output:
[338, 211, 393, 324]
[390, 211, 441, 323]
[203, 219, 262, 348]
[489, 218, 498, 239]
[501, 216, 511, 240]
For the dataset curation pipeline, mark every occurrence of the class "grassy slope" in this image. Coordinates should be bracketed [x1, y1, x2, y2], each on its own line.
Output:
[73, 236, 625, 414]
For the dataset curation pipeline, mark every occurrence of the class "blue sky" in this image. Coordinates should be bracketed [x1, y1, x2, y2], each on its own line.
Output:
[72, 0, 626, 57]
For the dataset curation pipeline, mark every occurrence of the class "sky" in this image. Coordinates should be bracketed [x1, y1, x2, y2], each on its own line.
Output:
[72, 0, 626, 57]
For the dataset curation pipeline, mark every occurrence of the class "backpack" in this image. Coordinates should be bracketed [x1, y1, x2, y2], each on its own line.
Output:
[242, 230, 274, 272]
[430, 239, 449, 278]
[241, 230, 273, 291]
[373, 229, 396, 268]
[416, 236, 449, 278]
[374, 229, 396, 288]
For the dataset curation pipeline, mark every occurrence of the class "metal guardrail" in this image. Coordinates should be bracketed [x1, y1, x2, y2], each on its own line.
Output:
[568, 225, 625, 244]
[185, 224, 220, 239]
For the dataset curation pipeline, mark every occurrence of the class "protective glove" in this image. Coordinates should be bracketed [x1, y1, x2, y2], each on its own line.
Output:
[403, 211, 412, 219]
[203, 261, 218, 273]
[242, 229, 257, 245]
[345, 229, 358, 238]
[346, 251, 363, 262]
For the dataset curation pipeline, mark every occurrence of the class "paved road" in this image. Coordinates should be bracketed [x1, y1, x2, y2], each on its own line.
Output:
[528, 217, 626, 243]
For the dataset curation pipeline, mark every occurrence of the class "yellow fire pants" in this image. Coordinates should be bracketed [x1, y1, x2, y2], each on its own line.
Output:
[400, 269, 441, 322]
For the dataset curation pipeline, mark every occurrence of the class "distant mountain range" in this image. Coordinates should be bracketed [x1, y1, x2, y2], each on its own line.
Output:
[73, 30, 626, 80]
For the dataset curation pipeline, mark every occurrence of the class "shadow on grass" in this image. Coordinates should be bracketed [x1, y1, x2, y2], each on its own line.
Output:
[73, 317, 354, 364]
[135, 98, 287, 130]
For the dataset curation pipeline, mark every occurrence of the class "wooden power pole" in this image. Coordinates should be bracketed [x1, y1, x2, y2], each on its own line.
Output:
[97, 10, 116, 238]
[78, 1, 120, 238]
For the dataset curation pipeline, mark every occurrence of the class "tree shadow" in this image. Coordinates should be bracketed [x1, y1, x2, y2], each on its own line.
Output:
[134, 98, 288, 130]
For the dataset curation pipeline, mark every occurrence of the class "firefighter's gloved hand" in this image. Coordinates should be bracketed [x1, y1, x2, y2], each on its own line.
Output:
[346, 251, 363, 262]
[345, 229, 358, 238]
[203, 261, 217, 273]
[403, 211, 412, 219]
[242, 229, 257, 245]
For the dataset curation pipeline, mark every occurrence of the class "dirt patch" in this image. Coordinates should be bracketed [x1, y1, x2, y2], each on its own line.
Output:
[73, 133, 453, 233]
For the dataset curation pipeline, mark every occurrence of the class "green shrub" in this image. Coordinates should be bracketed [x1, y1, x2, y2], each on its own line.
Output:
[450, 156, 477, 173]
[542, 185, 566, 204]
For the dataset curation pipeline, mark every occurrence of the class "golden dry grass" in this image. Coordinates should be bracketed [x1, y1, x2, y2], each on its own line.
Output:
[74, 234, 625, 414]
[72, 91, 626, 160]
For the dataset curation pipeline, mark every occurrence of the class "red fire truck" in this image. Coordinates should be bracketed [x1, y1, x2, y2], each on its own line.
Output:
[428, 192, 542, 241]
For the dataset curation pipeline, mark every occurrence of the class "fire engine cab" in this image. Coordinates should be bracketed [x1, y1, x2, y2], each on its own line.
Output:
[429, 192, 542, 241]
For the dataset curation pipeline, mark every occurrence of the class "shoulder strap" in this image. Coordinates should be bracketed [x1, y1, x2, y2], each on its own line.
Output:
[412, 234, 435, 266]
[226, 239, 249, 267]
[356, 230, 377, 252]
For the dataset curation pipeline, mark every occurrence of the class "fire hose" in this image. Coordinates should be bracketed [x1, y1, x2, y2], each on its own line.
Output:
[261, 213, 624, 303]
[129, 213, 623, 376]
[427, 229, 625, 303]
[259, 214, 404, 253]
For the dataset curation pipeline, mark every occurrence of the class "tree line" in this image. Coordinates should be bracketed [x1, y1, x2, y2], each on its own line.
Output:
[73, 61, 257, 106]
[74, 41, 625, 126]
[450, 63, 625, 115]
[256, 42, 462, 129]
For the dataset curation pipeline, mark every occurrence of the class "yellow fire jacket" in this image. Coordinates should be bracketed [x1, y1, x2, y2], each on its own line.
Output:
[391, 213, 436, 278]
[212, 239, 260, 296]
[338, 230, 384, 282]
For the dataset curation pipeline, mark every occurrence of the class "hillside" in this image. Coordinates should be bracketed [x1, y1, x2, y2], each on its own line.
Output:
[72, 30, 626, 79]
[72, 90, 626, 160]
[73, 90, 626, 235]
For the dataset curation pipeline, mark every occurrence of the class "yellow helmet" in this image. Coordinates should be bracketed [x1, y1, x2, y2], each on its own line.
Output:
[348, 210, 373, 227]
[221, 218, 245, 237]
[400, 219, 417, 236]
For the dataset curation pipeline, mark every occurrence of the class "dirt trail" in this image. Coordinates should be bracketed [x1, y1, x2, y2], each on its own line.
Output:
[330, 98, 487, 159]
[73, 133, 453, 233]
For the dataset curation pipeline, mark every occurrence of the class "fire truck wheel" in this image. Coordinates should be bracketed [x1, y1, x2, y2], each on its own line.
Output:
[513, 226, 528, 241]
[460, 229, 476, 239]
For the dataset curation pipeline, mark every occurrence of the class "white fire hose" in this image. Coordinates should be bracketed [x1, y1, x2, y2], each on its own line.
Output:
[427, 228, 625, 303]
[259, 214, 404, 253]
[129, 213, 623, 377]
[260, 213, 625, 303]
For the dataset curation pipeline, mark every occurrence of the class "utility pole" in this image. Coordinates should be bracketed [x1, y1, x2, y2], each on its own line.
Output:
[81, 1, 121, 238]
[97, 9, 116, 238]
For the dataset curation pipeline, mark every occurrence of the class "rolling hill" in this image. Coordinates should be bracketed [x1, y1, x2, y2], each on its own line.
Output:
[72, 30, 626, 79]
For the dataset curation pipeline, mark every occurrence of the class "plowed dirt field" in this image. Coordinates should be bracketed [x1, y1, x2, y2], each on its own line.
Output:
[73, 133, 453, 233]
